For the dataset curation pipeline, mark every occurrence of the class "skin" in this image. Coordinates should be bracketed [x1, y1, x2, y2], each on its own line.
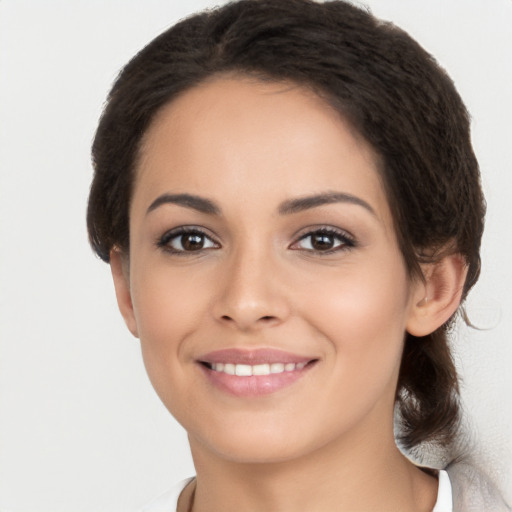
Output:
[111, 76, 467, 511]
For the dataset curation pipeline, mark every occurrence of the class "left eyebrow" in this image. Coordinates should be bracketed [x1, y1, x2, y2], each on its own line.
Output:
[278, 192, 376, 216]
[146, 193, 221, 215]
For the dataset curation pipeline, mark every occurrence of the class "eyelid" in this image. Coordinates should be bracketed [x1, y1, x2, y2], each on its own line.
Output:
[289, 225, 356, 254]
[156, 225, 221, 254]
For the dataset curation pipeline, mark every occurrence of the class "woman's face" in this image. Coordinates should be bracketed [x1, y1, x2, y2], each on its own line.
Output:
[116, 77, 424, 463]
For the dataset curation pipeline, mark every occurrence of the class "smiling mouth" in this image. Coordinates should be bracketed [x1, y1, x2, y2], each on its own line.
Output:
[200, 360, 313, 376]
[197, 351, 318, 397]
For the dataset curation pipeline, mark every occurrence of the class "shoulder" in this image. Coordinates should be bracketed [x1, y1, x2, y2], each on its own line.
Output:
[139, 477, 194, 512]
[446, 462, 511, 512]
[136, 467, 512, 512]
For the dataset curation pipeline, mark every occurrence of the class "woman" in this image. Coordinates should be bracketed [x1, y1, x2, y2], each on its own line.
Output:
[87, 0, 509, 510]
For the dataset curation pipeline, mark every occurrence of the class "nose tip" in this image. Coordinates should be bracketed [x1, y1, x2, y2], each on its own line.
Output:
[212, 253, 290, 332]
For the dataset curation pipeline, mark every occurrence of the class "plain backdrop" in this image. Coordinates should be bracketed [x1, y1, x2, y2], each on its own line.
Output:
[0, 1, 511, 510]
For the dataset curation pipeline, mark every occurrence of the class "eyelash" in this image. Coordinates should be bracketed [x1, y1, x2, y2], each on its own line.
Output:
[291, 227, 356, 255]
[156, 226, 356, 256]
[156, 227, 220, 255]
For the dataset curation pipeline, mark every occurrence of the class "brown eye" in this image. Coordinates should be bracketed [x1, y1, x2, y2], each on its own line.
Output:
[158, 228, 219, 253]
[310, 233, 335, 251]
[291, 228, 355, 254]
[181, 233, 205, 251]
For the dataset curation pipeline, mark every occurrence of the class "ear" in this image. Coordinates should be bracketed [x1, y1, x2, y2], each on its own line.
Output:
[406, 253, 468, 337]
[110, 249, 139, 338]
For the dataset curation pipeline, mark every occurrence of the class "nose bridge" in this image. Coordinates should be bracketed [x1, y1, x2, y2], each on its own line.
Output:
[213, 235, 289, 330]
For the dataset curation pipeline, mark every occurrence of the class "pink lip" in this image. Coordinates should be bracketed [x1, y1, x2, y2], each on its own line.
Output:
[198, 348, 313, 365]
[197, 348, 317, 397]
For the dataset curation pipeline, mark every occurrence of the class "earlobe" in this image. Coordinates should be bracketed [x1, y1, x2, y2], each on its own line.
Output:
[110, 249, 139, 338]
[406, 253, 468, 337]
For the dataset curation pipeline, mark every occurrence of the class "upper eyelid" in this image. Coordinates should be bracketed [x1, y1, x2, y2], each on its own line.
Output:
[160, 225, 217, 237]
[157, 226, 220, 247]
[292, 225, 355, 242]
[289, 227, 357, 253]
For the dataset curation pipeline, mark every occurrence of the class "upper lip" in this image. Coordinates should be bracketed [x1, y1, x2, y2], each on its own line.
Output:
[198, 348, 316, 365]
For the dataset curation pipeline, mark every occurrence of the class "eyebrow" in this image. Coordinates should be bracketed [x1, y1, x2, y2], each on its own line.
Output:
[146, 191, 375, 217]
[278, 192, 375, 216]
[147, 193, 221, 215]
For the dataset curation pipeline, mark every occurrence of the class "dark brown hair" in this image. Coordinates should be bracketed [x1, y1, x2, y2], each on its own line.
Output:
[87, 0, 485, 452]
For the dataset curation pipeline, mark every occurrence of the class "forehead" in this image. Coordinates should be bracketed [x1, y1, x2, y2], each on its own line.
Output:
[133, 76, 390, 224]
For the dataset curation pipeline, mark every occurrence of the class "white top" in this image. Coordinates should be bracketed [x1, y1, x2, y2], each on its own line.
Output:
[433, 470, 453, 512]
[141, 470, 453, 512]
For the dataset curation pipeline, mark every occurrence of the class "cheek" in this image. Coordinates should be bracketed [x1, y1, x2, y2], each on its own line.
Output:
[130, 265, 209, 389]
[299, 261, 411, 383]
[129, 266, 208, 418]
[132, 263, 206, 341]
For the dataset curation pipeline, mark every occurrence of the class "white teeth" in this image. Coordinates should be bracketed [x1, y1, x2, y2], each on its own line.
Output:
[223, 363, 235, 375]
[210, 362, 307, 376]
[270, 363, 285, 373]
[252, 363, 270, 376]
[235, 364, 252, 376]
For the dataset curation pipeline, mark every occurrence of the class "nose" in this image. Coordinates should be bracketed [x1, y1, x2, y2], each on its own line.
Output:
[212, 244, 291, 332]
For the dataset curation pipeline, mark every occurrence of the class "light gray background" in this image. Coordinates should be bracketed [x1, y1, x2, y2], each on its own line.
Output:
[0, 1, 510, 510]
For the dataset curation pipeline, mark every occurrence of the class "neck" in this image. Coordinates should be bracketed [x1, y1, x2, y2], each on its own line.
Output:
[187, 422, 438, 512]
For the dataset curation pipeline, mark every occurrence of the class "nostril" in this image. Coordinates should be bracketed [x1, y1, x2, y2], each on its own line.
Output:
[220, 315, 274, 321]
[217, 312, 282, 329]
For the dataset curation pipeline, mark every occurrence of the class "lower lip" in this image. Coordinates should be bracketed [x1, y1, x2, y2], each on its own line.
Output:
[199, 363, 315, 397]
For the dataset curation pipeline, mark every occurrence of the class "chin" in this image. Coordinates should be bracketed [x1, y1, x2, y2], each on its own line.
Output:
[185, 408, 341, 466]
[194, 432, 313, 465]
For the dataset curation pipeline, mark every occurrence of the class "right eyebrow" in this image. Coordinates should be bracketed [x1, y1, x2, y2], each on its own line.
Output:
[146, 193, 221, 216]
[278, 191, 376, 217]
